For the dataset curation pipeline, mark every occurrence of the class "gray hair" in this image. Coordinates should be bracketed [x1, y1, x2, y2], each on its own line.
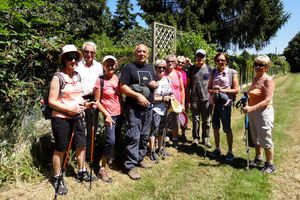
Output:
[154, 59, 166, 67]
[82, 41, 97, 51]
[165, 54, 177, 62]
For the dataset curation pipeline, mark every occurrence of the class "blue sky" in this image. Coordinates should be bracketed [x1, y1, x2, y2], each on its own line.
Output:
[107, 0, 299, 55]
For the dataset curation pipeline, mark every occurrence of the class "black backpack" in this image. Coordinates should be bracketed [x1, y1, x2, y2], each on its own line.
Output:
[41, 72, 65, 119]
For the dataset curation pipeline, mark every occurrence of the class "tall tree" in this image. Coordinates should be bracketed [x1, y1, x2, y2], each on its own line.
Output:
[110, 0, 138, 42]
[284, 31, 300, 73]
[137, 0, 290, 50]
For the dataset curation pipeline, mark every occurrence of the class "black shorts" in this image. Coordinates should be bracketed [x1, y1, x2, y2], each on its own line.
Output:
[51, 117, 86, 152]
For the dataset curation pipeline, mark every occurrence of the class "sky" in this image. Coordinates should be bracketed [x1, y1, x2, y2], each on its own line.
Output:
[107, 0, 300, 55]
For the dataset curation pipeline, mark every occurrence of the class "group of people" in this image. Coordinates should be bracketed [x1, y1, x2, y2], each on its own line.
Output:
[48, 42, 276, 196]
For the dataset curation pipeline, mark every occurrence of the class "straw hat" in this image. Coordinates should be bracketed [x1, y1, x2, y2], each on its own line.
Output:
[59, 44, 82, 64]
[169, 98, 183, 113]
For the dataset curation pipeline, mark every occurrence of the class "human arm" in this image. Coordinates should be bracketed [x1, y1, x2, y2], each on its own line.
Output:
[48, 75, 84, 116]
[120, 83, 150, 107]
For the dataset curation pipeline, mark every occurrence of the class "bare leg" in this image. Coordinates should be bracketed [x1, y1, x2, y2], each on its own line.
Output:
[149, 136, 155, 152]
[265, 147, 274, 164]
[53, 150, 64, 176]
[76, 147, 86, 170]
[255, 145, 263, 159]
[213, 128, 220, 149]
[226, 131, 233, 152]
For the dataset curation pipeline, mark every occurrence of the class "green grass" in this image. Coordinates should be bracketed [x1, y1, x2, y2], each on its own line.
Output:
[1, 73, 300, 200]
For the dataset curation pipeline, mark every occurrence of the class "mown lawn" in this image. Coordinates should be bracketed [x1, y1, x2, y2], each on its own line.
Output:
[1, 73, 300, 200]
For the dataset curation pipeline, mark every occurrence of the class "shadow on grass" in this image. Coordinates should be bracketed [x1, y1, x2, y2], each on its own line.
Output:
[176, 140, 248, 170]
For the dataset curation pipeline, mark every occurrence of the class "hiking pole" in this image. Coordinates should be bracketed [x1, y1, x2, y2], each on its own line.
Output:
[89, 108, 96, 190]
[237, 92, 250, 171]
[54, 128, 75, 200]
[204, 104, 215, 159]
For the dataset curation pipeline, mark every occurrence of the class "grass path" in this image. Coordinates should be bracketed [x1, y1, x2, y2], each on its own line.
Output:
[1, 74, 300, 200]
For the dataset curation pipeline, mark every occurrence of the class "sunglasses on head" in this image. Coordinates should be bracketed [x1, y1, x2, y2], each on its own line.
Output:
[254, 62, 267, 68]
[65, 53, 80, 62]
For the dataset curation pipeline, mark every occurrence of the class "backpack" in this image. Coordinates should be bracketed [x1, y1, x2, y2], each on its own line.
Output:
[212, 68, 237, 103]
[41, 72, 65, 119]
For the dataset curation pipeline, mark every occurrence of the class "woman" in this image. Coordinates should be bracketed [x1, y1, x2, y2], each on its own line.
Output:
[165, 54, 185, 148]
[94, 55, 122, 183]
[242, 55, 275, 173]
[149, 59, 173, 161]
[208, 52, 239, 161]
[48, 44, 94, 195]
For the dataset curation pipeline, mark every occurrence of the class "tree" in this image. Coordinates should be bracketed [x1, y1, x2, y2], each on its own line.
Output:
[111, 0, 138, 42]
[137, 0, 290, 50]
[283, 31, 300, 72]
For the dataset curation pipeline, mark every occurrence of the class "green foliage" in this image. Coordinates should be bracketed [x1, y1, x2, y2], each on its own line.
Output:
[111, 0, 138, 41]
[272, 56, 290, 74]
[176, 31, 217, 65]
[283, 31, 300, 72]
[137, 0, 290, 50]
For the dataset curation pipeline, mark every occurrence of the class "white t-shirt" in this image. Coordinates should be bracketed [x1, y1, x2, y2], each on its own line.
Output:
[153, 76, 172, 116]
[75, 59, 103, 96]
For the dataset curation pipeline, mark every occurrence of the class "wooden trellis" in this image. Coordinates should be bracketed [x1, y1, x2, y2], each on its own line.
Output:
[152, 22, 176, 62]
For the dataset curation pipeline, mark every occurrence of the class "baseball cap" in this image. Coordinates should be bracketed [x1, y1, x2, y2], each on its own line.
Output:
[102, 55, 117, 63]
[195, 49, 206, 56]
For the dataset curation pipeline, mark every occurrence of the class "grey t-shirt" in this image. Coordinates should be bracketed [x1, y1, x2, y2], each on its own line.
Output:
[187, 64, 211, 101]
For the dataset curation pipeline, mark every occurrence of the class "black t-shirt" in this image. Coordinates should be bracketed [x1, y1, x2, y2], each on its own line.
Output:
[187, 64, 211, 101]
[120, 62, 155, 106]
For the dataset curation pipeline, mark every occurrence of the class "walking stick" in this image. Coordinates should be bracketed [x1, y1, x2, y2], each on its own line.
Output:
[89, 108, 96, 190]
[236, 92, 249, 171]
[204, 104, 215, 159]
[54, 128, 75, 200]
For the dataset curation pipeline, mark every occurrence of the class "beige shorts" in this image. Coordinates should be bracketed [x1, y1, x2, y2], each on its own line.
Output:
[248, 106, 274, 149]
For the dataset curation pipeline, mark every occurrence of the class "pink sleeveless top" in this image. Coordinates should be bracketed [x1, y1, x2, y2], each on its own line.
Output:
[95, 74, 121, 116]
[52, 73, 85, 119]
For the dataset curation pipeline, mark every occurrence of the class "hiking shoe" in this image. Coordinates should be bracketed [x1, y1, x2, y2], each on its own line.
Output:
[225, 152, 234, 162]
[261, 163, 276, 174]
[249, 158, 263, 168]
[172, 140, 179, 149]
[76, 171, 97, 182]
[149, 151, 159, 162]
[202, 138, 212, 148]
[158, 149, 172, 158]
[53, 176, 68, 195]
[138, 160, 153, 169]
[98, 167, 112, 183]
[181, 135, 188, 143]
[192, 138, 199, 146]
[210, 149, 221, 159]
[127, 168, 141, 180]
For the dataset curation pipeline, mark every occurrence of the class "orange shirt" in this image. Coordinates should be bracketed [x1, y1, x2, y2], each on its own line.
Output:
[248, 75, 273, 106]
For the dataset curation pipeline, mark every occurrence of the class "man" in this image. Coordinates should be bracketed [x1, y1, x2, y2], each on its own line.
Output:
[120, 44, 158, 180]
[75, 42, 103, 161]
[187, 49, 212, 148]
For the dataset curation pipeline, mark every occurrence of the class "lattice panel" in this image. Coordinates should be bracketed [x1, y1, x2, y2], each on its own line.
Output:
[152, 22, 176, 61]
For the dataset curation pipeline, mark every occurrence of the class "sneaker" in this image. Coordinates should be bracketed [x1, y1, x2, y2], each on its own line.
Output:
[202, 138, 212, 148]
[127, 167, 141, 180]
[158, 149, 172, 158]
[210, 149, 221, 159]
[192, 138, 199, 146]
[172, 140, 178, 149]
[181, 135, 188, 143]
[98, 167, 112, 183]
[138, 160, 152, 169]
[149, 151, 159, 162]
[53, 176, 68, 195]
[249, 158, 263, 168]
[76, 171, 97, 182]
[225, 152, 234, 161]
[261, 163, 276, 174]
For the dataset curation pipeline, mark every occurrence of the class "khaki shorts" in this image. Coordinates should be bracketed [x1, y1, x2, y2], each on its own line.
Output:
[248, 106, 274, 149]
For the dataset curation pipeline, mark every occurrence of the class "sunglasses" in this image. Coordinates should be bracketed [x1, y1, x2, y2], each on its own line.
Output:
[65, 53, 80, 62]
[254, 63, 267, 68]
[156, 66, 167, 71]
[196, 55, 205, 59]
[177, 61, 185, 65]
[216, 59, 226, 62]
[84, 50, 96, 55]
